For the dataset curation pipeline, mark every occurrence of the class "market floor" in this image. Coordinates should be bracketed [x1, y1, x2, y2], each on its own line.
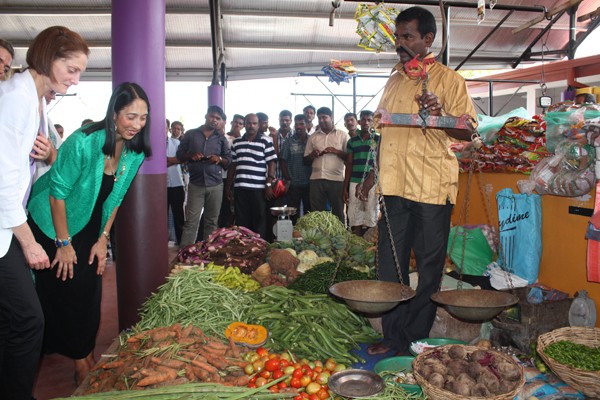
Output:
[33, 243, 179, 400]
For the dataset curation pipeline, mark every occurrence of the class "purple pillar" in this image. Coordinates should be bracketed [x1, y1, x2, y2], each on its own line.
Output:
[112, 0, 169, 331]
[208, 84, 225, 110]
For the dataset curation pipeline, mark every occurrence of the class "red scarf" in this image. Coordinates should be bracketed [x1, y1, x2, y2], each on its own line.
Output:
[403, 53, 436, 80]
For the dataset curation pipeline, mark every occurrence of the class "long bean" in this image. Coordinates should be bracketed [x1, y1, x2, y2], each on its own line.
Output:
[136, 269, 250, 339]
[55, 381, 295, 399]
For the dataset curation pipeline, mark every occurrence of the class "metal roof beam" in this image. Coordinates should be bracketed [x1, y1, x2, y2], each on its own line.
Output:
[343, 0, 545, 13]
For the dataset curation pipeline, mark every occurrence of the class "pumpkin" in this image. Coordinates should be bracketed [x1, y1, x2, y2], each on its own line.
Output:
[224, 322, 268, 347]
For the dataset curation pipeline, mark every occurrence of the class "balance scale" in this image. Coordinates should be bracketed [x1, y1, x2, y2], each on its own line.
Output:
[270, 206, 297, 242]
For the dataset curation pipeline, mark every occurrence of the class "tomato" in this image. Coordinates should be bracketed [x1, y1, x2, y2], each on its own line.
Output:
[313, 366, 323, 374]
[316, 388, 329, 400]
[255, 377, 268, 387]
[290, 377, 302, 389]
[300, 393, 310, 399]
[247, 353, 260, 363]
[269, 353, 279, 359]
[306, 382, 322, 395]
[334, 364, 346, 372]
[249, 374, 258, 384]
[268, 385, 279, 393]
[292, 368, 304, 379]
[264, 358, 281, 372]
[299, 375, 312, 387]
[247, 382, 257, 388]
[279, 359, 290, 368]
[315, 372, 330, 385]
[252, 360, 264, 372]
[272, 370, 284, 380]
[256, 347, 269, 357]
[283, 365, 295, 375]
[259, 370, 271, 379]
[300, 358, 310, 365]
[280, 352, 292, 362]
[293, 396, 303, 400]
[313, 360, 323, 369]
[244, 364, 255, 375]
[301, 365, 313, 375]
[308, 395, 319, 400]
[277, 381, 288, 389]
[261, 355, 270, 363]
[324, 358, 336, 372]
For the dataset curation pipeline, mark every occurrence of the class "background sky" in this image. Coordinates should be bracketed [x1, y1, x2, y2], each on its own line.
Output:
[48, 29, 600, 138]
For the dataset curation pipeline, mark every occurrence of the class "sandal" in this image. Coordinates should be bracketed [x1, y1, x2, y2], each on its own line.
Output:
[367, 342, 391, 355]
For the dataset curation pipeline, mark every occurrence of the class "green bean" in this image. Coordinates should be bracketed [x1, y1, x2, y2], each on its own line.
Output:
[544, 340, 600, 371]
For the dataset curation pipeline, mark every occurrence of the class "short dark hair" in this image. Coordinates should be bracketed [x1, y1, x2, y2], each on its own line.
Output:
[81, 118, 93, 127]
[359, 110, 374, 118]
[232, 114, 244, 121]
[344, 112, 357, 120]
[171, 120, 183, 129]
[26, 26, 90, 77]
[256, 112, 269, 122]
[279, 109, 292, 118]
[0, 39, 14, 58]
[294, 114, 307, 123]
[303, 105, 316, 113]
[84, 82, 152, 157]
[317, 107, 332, 117]
[54, 123, 63, 130]
[396, 6, 437, 41]
[207, 105, 226, 121]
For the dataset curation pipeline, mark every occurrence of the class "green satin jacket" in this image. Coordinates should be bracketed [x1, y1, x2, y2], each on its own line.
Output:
[28, 128, 145, 239]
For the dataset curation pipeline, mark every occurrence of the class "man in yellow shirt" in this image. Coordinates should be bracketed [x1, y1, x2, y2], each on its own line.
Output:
[360, 6, 477, 356]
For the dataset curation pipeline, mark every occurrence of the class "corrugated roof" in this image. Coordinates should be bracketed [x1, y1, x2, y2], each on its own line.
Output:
[1, 0, 598, 81]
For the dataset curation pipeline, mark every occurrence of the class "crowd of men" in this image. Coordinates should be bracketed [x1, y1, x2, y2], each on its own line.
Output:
[167, 105, 380, 246]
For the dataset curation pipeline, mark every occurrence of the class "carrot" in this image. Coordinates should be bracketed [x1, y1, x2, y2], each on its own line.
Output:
[223, 374, 250, 386]
[153, 376, 188, 388]
[204, 339, 228, 351]
[181, 324, 193, 338]
[150, 328, 175, 342]
[197, 348, 228, 369]
[191, 365, 209, 380]
[184, 364, 196, 381]
[177, 337, 196, 347]
[136, 368, 177, 387]
[150, 356, 185, 370]
[227, 336, 241, 359]
[101, 359, 125, 369]
[190, 359, 218, 374]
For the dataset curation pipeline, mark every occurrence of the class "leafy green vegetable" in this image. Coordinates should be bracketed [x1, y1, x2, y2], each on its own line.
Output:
[288, 261, 372, 294]
[544, 340, 600, 371]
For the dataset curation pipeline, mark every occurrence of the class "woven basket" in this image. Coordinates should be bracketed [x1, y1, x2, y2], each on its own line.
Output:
[413, 345, 525, 400]
[537, 326, 600, 398]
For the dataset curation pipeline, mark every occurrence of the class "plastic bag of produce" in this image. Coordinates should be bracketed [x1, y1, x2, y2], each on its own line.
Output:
[544, 108, 600, 153]
[529, 140, 595, 197]
[447, 226, 494, 276]
[477, 107, 532, 144]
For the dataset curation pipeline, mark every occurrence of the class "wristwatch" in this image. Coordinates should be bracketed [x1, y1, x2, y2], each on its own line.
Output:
[55, 236, 72, 248]
[266, 182, 272, 187]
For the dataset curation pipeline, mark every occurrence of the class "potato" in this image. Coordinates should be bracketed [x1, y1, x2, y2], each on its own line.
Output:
[477, 369, 500, 393]
[446, 359, 469, 377]
[472, 383, 491, 396]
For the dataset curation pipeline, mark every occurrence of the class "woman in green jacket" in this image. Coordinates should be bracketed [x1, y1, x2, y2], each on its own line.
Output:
[28, 82, 152, 384]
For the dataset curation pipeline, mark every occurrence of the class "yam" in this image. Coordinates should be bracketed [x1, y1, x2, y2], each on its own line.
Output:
[448, 345, 467, 360]
[477, 368, 500, 393]
[427, 372, 445, 388]
[496, 360, 521, 381]
[472, 383, 491, 397]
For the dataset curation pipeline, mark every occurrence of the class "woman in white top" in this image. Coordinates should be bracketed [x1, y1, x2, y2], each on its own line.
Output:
[0, 26, 88, 399]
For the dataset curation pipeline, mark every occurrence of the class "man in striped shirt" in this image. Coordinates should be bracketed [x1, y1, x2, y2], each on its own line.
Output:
[344, 110, 380, 236]
[226, 113, 277, 239]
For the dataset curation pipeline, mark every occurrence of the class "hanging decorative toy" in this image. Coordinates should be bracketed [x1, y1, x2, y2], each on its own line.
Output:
[354, 3, 399, 52]
[321, 59, 357, 84]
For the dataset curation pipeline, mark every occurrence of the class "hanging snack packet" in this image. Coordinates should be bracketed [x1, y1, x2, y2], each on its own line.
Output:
[477, 0, 485, 24]
[354, 2, 399, 52]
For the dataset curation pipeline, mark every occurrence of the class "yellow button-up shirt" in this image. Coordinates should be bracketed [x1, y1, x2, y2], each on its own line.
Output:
[304, 128, 349, 182]
[376, 61, 476, 205]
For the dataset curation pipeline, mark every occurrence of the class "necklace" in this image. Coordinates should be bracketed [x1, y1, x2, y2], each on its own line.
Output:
[106, 151, 127, 182]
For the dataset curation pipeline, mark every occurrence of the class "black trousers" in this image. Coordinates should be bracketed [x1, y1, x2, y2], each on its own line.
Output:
[167, 185, 185, 244]
[286, 184, 311, 225]
[235, 188, 266, 239]
[377, 196, 453, 353]
[0, 237, 44, 400]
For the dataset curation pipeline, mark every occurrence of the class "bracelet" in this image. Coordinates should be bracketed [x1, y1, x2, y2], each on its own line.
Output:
[54, 236, 72, 248]
[102, 231, 111, 241]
